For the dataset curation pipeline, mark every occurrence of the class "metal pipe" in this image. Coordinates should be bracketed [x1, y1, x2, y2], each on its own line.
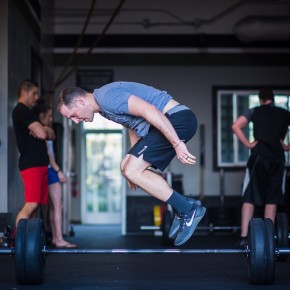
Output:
[276, 248, 290, 254]
[0, 248, 12, 255]
[140, 225, 241, 231]
[3, 246, 290, 256]
[44, 247, 248, 254]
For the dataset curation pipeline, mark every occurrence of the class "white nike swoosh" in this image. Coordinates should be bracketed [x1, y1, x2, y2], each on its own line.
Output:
[137, 145, 148, 155]
[185, 209, 197, 227]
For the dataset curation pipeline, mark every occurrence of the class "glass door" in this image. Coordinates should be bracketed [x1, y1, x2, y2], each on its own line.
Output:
[81, 115, 123, 224]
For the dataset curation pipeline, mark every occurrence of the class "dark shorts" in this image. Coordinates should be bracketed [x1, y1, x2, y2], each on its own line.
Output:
[242, 155, 285, 206]
[128, 105, 198, 171]
[20, 166, 48, 204]
[48, 167, 60, 185]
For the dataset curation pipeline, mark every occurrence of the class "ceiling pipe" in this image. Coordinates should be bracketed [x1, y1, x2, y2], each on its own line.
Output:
[234, 16, 290, 43]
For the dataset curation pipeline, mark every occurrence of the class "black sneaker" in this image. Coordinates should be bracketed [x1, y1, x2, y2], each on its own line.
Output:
[174, 205, 206, 246]
[168, 198, 201, 239]
[235, 237, 248, 249]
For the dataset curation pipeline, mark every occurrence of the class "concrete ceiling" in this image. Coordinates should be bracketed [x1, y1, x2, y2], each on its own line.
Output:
[53, 0, 290, 49]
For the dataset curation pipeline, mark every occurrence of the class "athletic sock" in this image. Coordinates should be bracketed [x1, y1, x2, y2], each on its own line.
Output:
[166, 190, 194, 214]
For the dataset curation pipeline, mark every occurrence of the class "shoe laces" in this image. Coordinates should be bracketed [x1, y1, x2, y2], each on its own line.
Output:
[175, 213, 184, 220]
[178, 207, 197, 232]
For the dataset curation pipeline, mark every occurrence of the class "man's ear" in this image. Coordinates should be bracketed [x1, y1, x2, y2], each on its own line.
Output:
[76, 97, 85, 106]
[23, 89, 29, 98]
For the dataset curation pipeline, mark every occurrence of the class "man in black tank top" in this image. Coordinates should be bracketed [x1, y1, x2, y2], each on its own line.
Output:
[232, 88, 290, 248]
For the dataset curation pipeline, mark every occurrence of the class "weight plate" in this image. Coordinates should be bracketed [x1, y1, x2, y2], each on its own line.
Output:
[248, 218, 267, 284]
[153, 205, 162, 227]
[161, 210, 174, 246]
[264, 218, 275, 284]
[275, 213, 289, 246]
[14, 219, 28, 284]
[275, 212, 288, 261]
[25, 218, 46, 284]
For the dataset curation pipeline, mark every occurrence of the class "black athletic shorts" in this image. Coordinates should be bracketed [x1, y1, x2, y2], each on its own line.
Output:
[128, 105, 198, 171]
[242, 154, 285, 206]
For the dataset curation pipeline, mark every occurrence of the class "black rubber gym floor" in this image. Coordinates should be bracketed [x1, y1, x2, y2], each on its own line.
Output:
[1, 224, 289, 290]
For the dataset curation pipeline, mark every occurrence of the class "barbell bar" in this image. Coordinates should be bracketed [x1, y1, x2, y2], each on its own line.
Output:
[0, 247, 249, 255]
[46, 248, 248, 254]
[141, 225, 241, 231]
[0, 217, 289, 285]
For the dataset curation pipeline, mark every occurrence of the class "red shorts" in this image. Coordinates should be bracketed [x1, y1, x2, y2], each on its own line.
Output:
[20, 167, 48, 204]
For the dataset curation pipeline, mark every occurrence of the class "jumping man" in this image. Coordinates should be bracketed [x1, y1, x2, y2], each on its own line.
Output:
[57, 81, 206, 246]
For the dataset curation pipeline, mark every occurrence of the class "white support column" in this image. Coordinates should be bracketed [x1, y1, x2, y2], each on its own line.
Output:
[62, 117, 72, 235]
[0, 0, 9, 213]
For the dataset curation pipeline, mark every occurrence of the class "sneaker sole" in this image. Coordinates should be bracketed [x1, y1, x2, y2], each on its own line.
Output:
[174, 207, 206, 246]
[168, 225, 179, 239]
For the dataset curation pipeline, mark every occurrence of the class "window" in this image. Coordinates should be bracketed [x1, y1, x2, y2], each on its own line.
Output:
[213, 86, 290, 169]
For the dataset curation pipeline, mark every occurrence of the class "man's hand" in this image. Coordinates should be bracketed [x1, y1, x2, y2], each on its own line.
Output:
[45, 126, 55, 140]
[281, 140, 290, 151]
[127, 180, 138, 190]
[247, 140, 258, 149]
[174, 141, 196, 165]
[58, 171, 67, 183]
[29, 130, 37, 138]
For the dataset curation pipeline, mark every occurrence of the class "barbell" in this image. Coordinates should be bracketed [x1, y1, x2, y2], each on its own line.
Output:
[0, 217, 289, 285]
[275, 212, 289, 261]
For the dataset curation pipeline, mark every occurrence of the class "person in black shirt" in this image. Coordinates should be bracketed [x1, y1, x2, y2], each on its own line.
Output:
[12, 80, 55, 226]
[232, 88, 290, 248]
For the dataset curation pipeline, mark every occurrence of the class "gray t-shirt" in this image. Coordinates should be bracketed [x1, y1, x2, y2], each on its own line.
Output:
[93, 81, 173, 137]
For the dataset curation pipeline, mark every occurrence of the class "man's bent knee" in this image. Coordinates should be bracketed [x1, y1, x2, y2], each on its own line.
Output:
[121, 154, 150, 183]
[122, 164, 137, 182]
[120, 154, 131, 174]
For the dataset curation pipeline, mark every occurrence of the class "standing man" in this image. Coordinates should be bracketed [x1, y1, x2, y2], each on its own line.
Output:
[232, 88, 290, 248]
[57, 81, 206, 246]
[12, 80, 55, 226]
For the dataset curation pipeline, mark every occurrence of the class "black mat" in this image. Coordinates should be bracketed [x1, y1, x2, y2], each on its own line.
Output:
[0, 225, 289, 290]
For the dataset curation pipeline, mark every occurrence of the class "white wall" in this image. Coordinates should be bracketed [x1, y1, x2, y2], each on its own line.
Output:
[0, 0, 54, 223]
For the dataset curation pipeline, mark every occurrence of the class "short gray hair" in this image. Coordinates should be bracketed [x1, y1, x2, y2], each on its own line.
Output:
[57, 87, 87, 111]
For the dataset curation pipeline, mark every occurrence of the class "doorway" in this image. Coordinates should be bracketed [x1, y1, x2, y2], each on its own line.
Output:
[81, 114, 123, 224]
